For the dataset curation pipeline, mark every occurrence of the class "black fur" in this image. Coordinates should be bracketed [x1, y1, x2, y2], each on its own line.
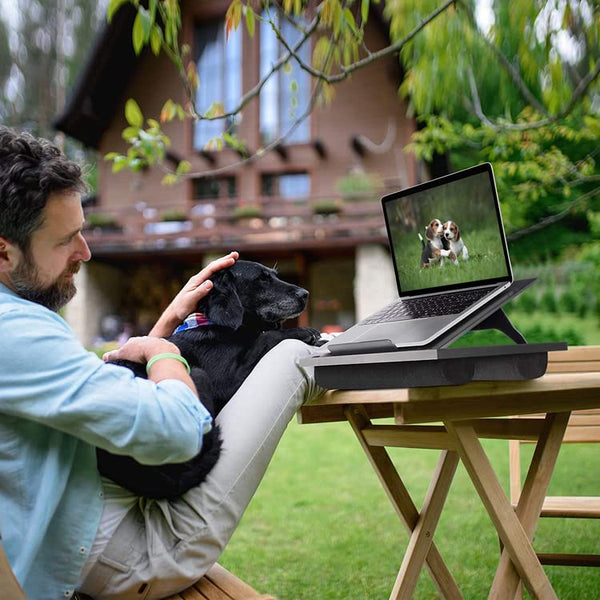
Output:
[96, 260, 321, 499]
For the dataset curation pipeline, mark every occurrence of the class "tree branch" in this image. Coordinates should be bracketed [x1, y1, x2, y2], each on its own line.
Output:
[457, 0, 600, 131]
[507, 187, 600, 242]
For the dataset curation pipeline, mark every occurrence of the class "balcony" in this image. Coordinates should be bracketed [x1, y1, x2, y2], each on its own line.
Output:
[83, 193, 390, 257]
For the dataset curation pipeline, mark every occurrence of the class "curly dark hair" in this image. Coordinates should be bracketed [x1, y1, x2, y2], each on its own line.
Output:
[0, 127, 86, 252]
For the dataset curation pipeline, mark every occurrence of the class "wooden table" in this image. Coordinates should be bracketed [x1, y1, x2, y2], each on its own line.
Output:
[298, 347, 600, 599]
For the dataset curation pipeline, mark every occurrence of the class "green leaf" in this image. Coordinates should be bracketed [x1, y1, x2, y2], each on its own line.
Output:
[161, 173, 179, 185]
[121, 126, 139, 141]
[125, 99, 144, 128]
[132, 12, 145, 54]
[107, 0, 129, 23]
[343, 8, 358, 37]
[104, 152, 120, 161]
[112, 156, 129, 173]
[150, 24, 162, 55]
[160, 99, 176, 122]
[361, 0, 369, 24]
[245, 7, 255, 38]
[175, 160, 191, 175]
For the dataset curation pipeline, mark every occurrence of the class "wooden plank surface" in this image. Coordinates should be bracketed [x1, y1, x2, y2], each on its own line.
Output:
[162, 563, 268, 600]
[300, 369, 600, 426]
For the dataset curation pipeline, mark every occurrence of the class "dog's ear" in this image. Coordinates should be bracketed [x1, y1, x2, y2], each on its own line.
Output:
[198, 270, 243, 330]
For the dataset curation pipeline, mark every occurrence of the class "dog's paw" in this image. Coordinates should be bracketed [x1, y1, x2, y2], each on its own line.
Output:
[295, 327, 322, 345]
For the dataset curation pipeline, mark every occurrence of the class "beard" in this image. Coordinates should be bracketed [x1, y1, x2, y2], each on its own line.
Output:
[9, 252, 81, 312]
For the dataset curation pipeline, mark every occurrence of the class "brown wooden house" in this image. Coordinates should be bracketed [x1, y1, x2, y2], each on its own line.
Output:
[55, 0, 423, 346]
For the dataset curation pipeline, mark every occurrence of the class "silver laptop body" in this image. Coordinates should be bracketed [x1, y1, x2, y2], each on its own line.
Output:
[326, 163, 514, 354]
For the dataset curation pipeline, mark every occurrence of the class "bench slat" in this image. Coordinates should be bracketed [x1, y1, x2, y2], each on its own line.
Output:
[163, 564, 268, 600]
[540, 496, 600, 518]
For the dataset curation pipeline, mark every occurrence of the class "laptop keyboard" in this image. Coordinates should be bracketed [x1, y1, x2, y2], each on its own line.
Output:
[361, 288, 492, 325]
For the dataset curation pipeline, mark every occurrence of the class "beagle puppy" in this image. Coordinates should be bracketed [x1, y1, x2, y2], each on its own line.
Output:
[418, 218, 455, 268]
[442, 220, 469, 263]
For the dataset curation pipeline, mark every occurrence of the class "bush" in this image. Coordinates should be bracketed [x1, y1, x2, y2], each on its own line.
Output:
[559, 290, 579, 314]
[161, 209, 188, 222]
[519, 324, 585, 346]
[539, 288, 558, 313]
[512, 291, 538, 312]
[85, 212, 119, 229]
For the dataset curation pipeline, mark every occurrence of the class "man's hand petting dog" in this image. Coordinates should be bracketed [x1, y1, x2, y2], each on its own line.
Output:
[96, 259, 322, 499]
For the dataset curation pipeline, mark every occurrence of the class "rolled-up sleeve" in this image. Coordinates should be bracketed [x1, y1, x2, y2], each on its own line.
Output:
[0, 305, 212, 465]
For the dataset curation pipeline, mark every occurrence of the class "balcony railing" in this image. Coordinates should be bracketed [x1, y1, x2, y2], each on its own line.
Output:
[83, 193, 390, 256]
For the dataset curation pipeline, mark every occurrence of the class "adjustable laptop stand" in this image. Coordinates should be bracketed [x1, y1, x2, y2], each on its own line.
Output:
[302, 279, 567, 390]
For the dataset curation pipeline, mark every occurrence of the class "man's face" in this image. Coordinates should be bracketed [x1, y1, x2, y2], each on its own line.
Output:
[9, 190, 91, 311]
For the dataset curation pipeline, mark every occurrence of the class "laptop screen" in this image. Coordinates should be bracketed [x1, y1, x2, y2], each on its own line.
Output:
[382, 163, 512, 296]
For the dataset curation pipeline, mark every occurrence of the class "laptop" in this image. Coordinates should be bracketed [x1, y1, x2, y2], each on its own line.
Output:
[324, 162, 518, 355]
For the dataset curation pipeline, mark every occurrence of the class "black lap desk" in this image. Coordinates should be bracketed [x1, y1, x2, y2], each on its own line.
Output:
[302, 279, 567, 390]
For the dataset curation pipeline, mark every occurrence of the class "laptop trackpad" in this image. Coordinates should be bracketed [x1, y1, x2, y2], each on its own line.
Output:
[331, 315, 454, 350]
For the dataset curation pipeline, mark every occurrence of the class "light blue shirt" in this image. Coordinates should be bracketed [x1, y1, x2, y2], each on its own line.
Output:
[0, 283, 212, 599]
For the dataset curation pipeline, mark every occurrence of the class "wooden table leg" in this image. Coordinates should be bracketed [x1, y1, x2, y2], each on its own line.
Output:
[391, 449, 460, 599]
[445, 420, 558, 600]
[490, 412, 570, 599]
[346, 406, 463, 600]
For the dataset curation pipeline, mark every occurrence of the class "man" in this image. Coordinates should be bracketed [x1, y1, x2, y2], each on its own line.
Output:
[0, 127, 321, 599]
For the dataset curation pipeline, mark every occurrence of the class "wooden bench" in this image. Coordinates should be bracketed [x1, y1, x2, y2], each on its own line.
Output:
[0, 539, 273, 600]
[509, 345, 600, 568]
[163, 563, 274, 600]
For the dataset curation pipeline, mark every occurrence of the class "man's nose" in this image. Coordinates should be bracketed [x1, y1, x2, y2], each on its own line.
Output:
[76, 233, 92, 262]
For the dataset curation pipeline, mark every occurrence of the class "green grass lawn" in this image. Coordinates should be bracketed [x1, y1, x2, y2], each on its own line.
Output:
[220, 420, 600, 599]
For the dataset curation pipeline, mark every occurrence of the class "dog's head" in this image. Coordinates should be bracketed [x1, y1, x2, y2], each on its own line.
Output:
[425, 219, 443, 241]
[442, 220, 460, 241]
[197, 260, 309, 330]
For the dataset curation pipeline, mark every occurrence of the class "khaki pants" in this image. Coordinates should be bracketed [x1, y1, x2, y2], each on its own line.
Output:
[78, 340, 322, 599]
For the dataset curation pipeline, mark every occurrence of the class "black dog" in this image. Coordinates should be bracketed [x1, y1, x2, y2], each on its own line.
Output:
[96, 260, 321, 499]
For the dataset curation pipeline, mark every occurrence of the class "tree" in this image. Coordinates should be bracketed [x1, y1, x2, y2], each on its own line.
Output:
[107, 0, 599, 251]
[0, 0, 107, 141]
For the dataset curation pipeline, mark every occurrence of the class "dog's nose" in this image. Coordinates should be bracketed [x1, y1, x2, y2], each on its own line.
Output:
[296, 288, 309, 301]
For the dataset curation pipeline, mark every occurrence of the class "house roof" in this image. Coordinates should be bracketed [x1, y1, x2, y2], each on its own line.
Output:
[53, 3, 139, 148]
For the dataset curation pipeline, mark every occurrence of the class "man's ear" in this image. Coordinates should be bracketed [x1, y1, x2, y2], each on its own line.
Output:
[198, 270, 243, 330]
[0, 237, 19, 273]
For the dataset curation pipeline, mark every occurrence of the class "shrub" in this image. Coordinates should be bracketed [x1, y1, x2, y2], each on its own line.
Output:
[161, 209, 188, 222]
[85, 212, 119, 229]
[539, 289, 558, 313]
[233, 204, 263, 220]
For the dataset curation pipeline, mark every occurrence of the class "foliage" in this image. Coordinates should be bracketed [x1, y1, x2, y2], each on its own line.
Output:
[85, 212, 120, 229]
[105, 0, 459, 179]
[393, 0, 600, 252]
[106, 0, 599, 268]
[233, 204, 264, 220]
[0, 0, 107, 138]
[335, 170, 384, 200]
[160, 209, 188, 222]
[312, 199, 342, 215]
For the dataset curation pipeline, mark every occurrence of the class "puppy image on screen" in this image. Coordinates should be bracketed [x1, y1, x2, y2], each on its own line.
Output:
[442, 220, 469, 264]
[97, 260, 322, 499]
[418, 218, 455, 268]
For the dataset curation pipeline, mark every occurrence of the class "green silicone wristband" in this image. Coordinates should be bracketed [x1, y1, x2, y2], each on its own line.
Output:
[146, 352, 191, 375]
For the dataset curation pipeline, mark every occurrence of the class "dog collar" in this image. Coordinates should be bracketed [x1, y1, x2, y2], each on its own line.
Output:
[174, 312, 212, 333]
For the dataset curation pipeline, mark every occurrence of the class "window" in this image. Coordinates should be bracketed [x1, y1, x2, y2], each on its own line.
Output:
[260, 9, 311, 144]
[193, 176, 237, 200]
[193, 20, 242, 150]
[262, 173, 310, 199]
